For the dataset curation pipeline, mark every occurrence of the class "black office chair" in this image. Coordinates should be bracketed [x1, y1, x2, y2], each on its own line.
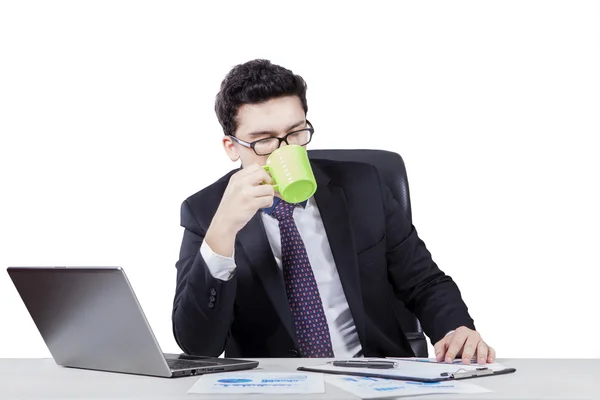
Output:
[308, 149, 428, 357]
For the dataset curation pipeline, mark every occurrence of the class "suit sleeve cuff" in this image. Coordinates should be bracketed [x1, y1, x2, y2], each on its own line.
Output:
[200, 241, 236, 281]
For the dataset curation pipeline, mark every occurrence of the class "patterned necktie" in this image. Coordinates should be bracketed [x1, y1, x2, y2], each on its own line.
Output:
[270, 199, 335, 358]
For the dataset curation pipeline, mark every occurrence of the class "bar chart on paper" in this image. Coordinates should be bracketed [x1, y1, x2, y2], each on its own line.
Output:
[325, 375, 491, 399]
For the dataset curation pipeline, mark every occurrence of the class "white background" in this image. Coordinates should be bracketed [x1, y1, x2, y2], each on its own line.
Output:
[1, 1, 599, 359]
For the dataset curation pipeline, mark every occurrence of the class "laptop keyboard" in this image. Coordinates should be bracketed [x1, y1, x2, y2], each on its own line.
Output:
[167, 359, 216, 370]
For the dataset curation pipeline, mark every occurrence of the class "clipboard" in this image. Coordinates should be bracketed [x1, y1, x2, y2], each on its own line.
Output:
[297, 359, 516, 383]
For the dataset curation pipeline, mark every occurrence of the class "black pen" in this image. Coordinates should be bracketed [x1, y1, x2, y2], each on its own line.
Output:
[330, 360, 398, 369]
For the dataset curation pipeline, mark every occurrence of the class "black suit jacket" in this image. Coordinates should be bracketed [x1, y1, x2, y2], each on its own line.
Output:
[172, 159, 475, 358]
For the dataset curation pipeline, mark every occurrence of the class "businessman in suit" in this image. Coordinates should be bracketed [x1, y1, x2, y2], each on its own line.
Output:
[172, 59, 495, 364]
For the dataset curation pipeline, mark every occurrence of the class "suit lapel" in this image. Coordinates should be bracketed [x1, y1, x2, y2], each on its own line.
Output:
[312, 163, 367, 350]
[236, 213, 298, 345]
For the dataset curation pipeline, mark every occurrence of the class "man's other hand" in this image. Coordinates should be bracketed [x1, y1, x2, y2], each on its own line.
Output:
[433, 326, 495, 365]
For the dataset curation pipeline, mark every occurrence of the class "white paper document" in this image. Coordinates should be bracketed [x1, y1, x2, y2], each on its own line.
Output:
[187, 372, 325, 395]
[387, 358, 510, 374]
[391, 357, 509, 372]
[305, 358, 509, 381]
[326, 375, 491, 399]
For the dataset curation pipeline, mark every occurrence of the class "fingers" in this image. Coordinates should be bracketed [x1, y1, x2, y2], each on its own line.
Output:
[439, 327, 494, 365]
[235, 163, 272, 182]
[434, 339, 448, 362]
[252, 194, 275, 210]
[240, 166, 274, 186]
[248, 181, 275, 209]
[487, 346, 496, 363]
[444, 330, 468, 363]
[237, 163, 263, 175]
[461, 334, 480, 365]
[476, 341, 489, 365]
[251, 183, 276, 198]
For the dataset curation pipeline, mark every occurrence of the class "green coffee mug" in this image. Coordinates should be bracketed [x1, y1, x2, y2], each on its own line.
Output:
[263, 145, 317, 204]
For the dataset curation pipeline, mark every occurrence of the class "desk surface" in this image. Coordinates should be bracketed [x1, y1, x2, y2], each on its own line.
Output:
[0, 358, 597, 399]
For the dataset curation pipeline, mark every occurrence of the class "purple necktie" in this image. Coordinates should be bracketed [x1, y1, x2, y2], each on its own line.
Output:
[270, 199, 335, 358]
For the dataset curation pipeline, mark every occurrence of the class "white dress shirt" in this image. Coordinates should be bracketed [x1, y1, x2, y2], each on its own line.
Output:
[200, 197, 363, 358]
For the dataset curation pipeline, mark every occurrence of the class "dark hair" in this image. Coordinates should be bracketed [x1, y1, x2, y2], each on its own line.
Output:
[214, 59, 308, 137]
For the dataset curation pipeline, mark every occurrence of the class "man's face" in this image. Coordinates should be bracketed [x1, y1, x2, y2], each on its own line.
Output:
[222, 95, 307, 167]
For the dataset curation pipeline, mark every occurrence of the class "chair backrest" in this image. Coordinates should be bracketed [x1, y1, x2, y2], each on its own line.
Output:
[308, 149, 428, 357]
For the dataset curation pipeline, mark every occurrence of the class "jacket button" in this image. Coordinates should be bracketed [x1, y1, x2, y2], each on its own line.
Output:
[289, 349, 301, 357]
[210, 288, 217, 296]
[208, 302, 215, 309]
[209, 296, 216, 302]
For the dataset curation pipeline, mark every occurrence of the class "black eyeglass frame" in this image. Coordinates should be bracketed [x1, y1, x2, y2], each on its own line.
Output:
[227, 120, 314, 156]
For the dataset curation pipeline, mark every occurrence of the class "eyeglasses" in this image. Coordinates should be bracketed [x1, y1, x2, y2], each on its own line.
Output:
[228, 120, 314, 156]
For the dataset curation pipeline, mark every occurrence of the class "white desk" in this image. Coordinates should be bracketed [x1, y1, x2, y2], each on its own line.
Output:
[0, 358, 597, 399]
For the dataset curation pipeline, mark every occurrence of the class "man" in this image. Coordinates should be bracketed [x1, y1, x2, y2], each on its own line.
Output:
[172, 59, 495, 364]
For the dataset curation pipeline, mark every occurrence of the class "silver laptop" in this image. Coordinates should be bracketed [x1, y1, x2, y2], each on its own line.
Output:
[7, 266, 258, 377]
